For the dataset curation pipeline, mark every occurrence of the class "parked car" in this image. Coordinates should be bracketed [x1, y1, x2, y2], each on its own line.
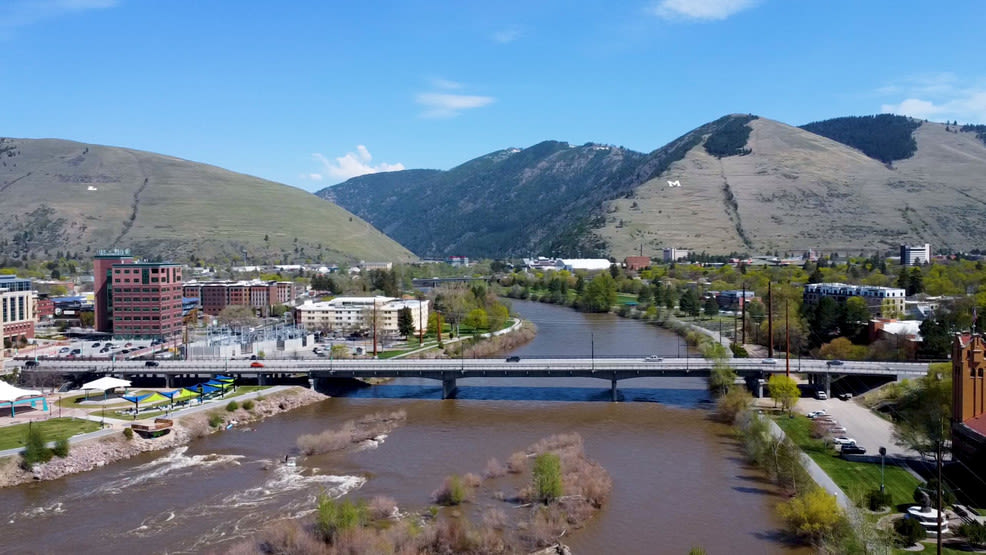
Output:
[250, 361, 265, 368]
[58, 347, 70, 354]
[92, 342, 101, 348]
[838, 393, 853, 401]
[832, 437, 856, 445]
[145, 360, 160, 367]
[828, 426, 848, 434]
[816, 390, 828, 400]
[840, 445, 866, 455]
[644, 355, 663, 362]
[807, 410, 827, 419]
[70, 348, 81, 355]
[25, 360, 39, 368]
[826, 359, 844, 366]
[761, 358, 777, 365]
[505, 355, 521, 362]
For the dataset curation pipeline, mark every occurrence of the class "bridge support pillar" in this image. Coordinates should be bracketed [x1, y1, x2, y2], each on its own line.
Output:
[308, 376, 316, 390]
[756, 379, 764, 398]
[164, 374, 174, 388]
[442, 377, 457, 400]
[258, 373, 267, 386]
[611, 378, 619, 402]
[824, 373, 831, 397]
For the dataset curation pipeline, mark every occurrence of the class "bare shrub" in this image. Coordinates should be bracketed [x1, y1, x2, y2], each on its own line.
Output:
[528, 433, 582, 457]
[482, 508, 508, 531]
[297, 410, 407, 456]
[520, 505, 566, 549]
[483, 457, 507, 479]
[253, 518, 328, 554]
[507, 451, 527, 473]
[332, 525, 387, 554]
[431, 474, 469, 506]
[368, 495, 398, 520]
[462, 472, 482, 488]
[427, 517, 477, 554]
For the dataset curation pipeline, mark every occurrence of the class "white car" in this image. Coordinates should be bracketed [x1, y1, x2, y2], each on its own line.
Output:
[761, 358, 777, 365]
[644, 355, 663, 362]
[828, 426, 848, 434]
[832, 437, 856, 446]
[807, 410, 827, 419]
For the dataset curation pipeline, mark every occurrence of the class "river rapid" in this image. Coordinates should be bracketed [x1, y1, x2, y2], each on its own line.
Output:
[2, 299, 805, 554]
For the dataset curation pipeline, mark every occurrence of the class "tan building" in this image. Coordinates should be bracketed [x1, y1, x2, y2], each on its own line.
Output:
[802, 283, 906, 319]
[1, 275, 36, 345]
[295, 296, 429, 335]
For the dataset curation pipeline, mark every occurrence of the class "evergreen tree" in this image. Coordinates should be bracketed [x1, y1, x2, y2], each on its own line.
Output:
[397, 307, 415, 338]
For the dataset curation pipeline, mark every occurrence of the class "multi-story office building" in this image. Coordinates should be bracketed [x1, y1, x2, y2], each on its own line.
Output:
[295, 296, 429, 335]
[182, 280, 297, 316]
[1, 275, 35, 343]
[802, 282, 906, 318]
[94, 249, 183, 338]
[900, 243, 931, 266]
[663, 248, 689, 262]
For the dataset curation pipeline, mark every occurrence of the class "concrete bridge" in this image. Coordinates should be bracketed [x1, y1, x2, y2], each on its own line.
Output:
[21, 357, 932, 401]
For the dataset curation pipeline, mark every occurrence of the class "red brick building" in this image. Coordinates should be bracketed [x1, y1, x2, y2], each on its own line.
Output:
[94, 249, 183, 338]
[952, 334, 986, 469]
[183, 280, 296, 316]
[624, 256, 651, 271]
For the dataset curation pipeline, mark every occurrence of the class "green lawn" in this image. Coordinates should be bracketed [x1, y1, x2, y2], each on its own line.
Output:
[0, 418, 101, 451]
[775, 415, 921, 508]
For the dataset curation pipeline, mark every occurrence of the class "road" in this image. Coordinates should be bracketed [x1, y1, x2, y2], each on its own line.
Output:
[797, 396, 918, 459]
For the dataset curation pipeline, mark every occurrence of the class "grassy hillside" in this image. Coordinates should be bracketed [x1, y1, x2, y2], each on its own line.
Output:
[600, 117, 986, 258]
[0, 138, 415, 265]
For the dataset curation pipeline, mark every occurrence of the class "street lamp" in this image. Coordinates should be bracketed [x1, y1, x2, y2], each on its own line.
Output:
[591, 332, 595, 371]
[879, 446, 887, 493]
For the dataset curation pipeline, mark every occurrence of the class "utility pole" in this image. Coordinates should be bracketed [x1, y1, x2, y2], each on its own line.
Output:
[372, 301, 378, 358]
[418, 297, 424, 345]
[741, 285, 747, 345]
[767, 282, 774, 358]
[785, 297, 791, 377]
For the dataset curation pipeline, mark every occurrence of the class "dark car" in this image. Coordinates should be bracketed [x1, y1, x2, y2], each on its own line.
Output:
[505, 355, 521, 362]
[145, 360, 160, 367]
[827, 359, 844, 366]
[25, 360, 39, 368]
[840, 445, 866, 455]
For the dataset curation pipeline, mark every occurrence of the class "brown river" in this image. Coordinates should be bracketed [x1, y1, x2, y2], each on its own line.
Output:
[3, 300, 807, 554]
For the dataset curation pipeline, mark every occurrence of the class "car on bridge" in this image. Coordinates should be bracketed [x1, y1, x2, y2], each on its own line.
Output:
[145, 361, 159, 367]
[826, 359, 845, 366]
[505, 356, 521, 363]
[761, 358, 777, 365]
[250, 361, 265, 368]
[644, 355, 663, 362]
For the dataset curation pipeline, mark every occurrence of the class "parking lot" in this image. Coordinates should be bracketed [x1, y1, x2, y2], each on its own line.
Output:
[797, 396, 918, 459]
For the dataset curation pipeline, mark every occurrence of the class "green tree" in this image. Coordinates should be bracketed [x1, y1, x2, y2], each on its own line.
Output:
[463, 307, 488, 330]
[768, 374, 801, 414]
[488, 303, 509, 331]
[679, 288, 701, 317]
[397, 306, 415, 338]
[315, 495, 367, 542]
[20, 425, 53, 469]
[907, 267, 924, 295]
[777, 487, 846, 545]
[892, 365, 951, 463]
[703, 296, 720, 318]
[578, 272, 617, 313]
[217, 304, 259, 330]
[532, 452, 563, 504]
[708, 361, 737, 397]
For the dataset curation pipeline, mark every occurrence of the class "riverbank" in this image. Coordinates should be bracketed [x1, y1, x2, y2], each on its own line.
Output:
[0, 386, 327, 488]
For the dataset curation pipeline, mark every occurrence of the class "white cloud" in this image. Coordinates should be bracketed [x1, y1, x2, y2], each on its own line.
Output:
[416, 92, 495, 118]
[878, 74, 986, 123]
[651, 0, 759, 21]
[492, 25, 522, 44]
[309, 146, 405, 182]
[0, 0, 119, 35]
[431, 78, 463, 90]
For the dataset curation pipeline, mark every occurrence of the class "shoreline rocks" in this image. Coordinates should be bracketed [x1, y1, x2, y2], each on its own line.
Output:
[0, 387, 327, 488]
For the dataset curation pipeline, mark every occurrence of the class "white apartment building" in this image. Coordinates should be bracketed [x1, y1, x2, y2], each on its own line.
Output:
[663, 248, 689, 262]
[900, 243, 931, 266]
[295, 296, 429, 335]
[802, 282, 906, 318]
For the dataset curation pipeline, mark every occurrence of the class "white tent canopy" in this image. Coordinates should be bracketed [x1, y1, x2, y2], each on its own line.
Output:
[81, 377, 132, 392]
[0, 380, 42, 403]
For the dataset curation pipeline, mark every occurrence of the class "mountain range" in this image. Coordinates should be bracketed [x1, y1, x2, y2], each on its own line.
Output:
[321, 114, 986, 259]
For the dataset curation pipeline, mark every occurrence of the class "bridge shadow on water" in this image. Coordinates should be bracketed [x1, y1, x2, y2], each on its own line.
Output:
[320, 380, 710, 408]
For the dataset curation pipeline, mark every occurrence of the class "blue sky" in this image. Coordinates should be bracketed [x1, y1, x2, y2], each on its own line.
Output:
[2, 1, 985, 191]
